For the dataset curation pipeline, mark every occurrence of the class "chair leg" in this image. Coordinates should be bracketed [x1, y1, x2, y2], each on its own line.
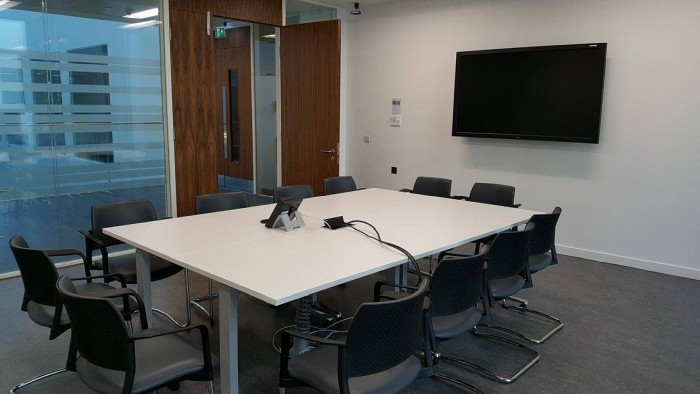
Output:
[450, 325, 540, 384]
[433, 372, 485, 394]
[496, 298, 564, 344]
[152, 270, 193, 328]
[10, 369, 70, 393]
[190, 278, 219, 325]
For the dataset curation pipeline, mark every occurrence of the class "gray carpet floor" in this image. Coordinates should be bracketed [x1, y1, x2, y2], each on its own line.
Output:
[1, 252, 699, 393]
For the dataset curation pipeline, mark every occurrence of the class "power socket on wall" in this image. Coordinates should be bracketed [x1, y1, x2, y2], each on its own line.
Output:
[391, 166, 397, 174]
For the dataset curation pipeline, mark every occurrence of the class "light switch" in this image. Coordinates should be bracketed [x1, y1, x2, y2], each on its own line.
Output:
[363, 135, 371, 143]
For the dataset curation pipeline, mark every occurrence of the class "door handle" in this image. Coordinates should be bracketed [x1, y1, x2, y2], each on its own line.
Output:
[222, 86, 227, 159]
[320, 149, 335, 154]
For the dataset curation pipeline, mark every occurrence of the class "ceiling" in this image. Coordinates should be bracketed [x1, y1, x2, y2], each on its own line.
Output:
[319, 0, 404, 10]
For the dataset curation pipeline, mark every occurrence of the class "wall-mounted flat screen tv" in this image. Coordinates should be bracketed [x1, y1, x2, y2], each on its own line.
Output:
[452, 43, 607, 144]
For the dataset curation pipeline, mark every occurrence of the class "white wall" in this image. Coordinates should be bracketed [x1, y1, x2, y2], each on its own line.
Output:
[344, 0, 700, 279]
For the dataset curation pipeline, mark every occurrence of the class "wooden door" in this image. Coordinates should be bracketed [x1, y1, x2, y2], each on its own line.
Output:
[280, 20, 340, 196]
[214, 27, 253, 182]
[170, 9, 216, 216]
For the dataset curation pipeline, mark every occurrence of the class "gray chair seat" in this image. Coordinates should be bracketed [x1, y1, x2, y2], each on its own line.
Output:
[432, 306, 482, 340]
[288, 344, 421, 394]
[490, 275, 525, 300]
[76, 329, 217, 394]
[528, 253, 553, 273]
[95, 253, 181, 283]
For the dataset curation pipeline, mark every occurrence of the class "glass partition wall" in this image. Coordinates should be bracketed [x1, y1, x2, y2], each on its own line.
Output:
[0, 1, 168, 275]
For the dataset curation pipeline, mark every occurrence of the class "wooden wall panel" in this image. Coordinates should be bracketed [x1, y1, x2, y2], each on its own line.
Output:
[169, 9, 216, 216]
[171, 1, 282, 25]
[281, 20, 340, 196]
[209, 0, 283, 26]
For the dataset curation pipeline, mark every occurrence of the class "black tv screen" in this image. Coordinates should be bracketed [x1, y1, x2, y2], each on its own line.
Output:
[452, 43, 607, 143]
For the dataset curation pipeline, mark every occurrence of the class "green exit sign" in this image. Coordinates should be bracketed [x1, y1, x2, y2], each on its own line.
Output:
[215, 26, 226, 39]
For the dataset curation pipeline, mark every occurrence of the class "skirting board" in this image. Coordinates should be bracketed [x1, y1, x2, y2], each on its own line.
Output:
[558, 244, 700, 281]
[0, 249, 137, 280]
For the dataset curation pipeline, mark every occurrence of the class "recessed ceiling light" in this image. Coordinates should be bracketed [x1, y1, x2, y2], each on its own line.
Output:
[0, 0, 20, 10]
[121, 20, 162, 29]
[124, 7, 159, 19]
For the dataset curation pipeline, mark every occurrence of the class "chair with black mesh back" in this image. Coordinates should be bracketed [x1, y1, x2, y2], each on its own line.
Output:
[454, 183, 521, 254]
[323, 176, 358, 195]
[471, 222, 541, 383]
[280, 278, 428, 394]
[374, 250, 489, 393]
[498, 207, 564, 344]
[80, 200, 190, 327]
[192, 192, 249, 323]
[461, 182, 521, 208]
[273, 184, 314, 202]
[8, 235, 135, 393]
[401, 176, 452, 198]
[272, 185, 342, 321]
[57, 275, 216, 394]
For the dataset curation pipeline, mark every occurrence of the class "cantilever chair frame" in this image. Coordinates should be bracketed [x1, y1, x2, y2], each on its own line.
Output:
[496, 207, 564, 344]
[435, 224, 541, 385]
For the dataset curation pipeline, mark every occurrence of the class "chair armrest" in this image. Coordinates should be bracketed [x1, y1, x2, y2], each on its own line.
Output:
[373, 281, 419, 302]
[45, 248, 88, 260]
[129, 324, 206, 341]
[281, 329, 345, 348]
[513, 203, 522, 208]
[399, 188, 412, 193]
[71, 274, 128, 288]
[80, 229, 105, 248]
[83, 287, 147, 327]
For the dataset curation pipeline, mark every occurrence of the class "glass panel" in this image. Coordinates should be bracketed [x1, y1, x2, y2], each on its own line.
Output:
[253, 23, 277, 196]
[286, 0, 336, 25]
[0, 0, 167, 274]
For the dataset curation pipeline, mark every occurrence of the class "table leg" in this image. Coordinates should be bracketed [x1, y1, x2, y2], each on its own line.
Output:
[135, 249, 153, 327]
[219, 285, 239, 394]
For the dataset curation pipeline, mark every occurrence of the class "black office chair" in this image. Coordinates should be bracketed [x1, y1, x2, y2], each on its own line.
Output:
[323, 176, 358, 195]
[273, 185, 341, 321]
[460, 182, 521, 208]
[80, 200, 190, 327]
[280, 279, 428, 394]
[401, 176, 452, 198]
[273, 184, 314, 202]
[472, 222, 540, 383]
[454, 183, 521, 254]
[499, 207, 564, 344]
[57, 276, 216, 394]
[192, 192, 249, 323]
[375, 251, 488, 393]
[8, 235, 134, 393]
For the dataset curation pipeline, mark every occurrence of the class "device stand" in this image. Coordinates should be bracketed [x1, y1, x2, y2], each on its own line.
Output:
[272, 211, 305, 231]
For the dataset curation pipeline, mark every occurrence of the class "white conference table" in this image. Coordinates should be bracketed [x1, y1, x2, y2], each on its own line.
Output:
[104, 188, 539, 394]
